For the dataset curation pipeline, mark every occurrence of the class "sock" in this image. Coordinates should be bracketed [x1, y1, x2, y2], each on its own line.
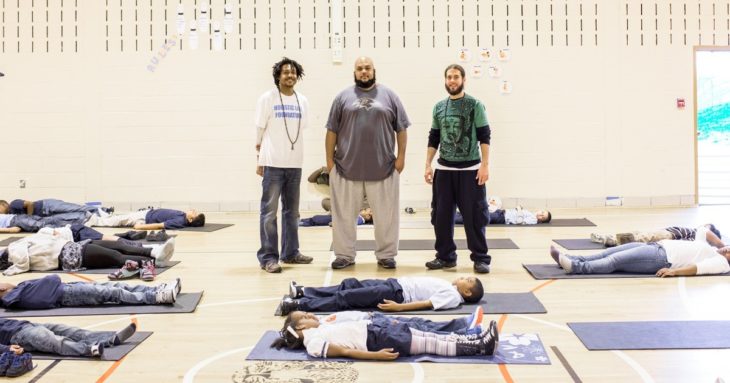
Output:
[408, 328, 456, 356]
[114, 323, 137, 345]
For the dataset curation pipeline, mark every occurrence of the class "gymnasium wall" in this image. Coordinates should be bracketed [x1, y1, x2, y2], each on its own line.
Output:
[1, 0, 727, 211]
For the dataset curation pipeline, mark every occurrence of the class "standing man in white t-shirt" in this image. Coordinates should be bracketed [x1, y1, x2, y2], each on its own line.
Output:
[255, 57, 312, 273]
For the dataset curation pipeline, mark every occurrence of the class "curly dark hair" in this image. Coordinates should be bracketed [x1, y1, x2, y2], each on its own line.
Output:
[272, 57, 304, 87]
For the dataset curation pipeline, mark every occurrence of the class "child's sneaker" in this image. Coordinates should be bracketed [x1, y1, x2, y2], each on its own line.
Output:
[155, 282, 177, 304]
[467, 306, 484, 330]
[0, 351, 13, 376]
[108, 260, 140, 280]
[140, 260, 156, 282]
[289, 281, 304, 299]
[90, 343, 104, 357]
[5, 353, 34, 377]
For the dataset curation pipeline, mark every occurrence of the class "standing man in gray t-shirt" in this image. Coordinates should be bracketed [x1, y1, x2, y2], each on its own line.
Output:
[325, 57, 411, 270]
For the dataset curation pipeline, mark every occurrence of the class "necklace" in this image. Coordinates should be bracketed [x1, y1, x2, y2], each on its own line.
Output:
[277, 90, 302, 150]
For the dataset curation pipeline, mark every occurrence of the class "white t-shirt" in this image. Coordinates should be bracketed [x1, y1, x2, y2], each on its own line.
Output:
[660, 227, 730, 275]
[504, 208, 537, 225]
[397, 276, 464, 310]
[255, 88, 309, 168]
[319, 311, 370, 325]
[303, 320, 369, 358]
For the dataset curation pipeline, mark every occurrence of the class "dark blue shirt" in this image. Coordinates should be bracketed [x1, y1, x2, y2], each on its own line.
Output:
[0, 319, 31, 346]
[145, 209, 187, 230]
[9, 199, 43, 215]
[1, 274, 65, 310]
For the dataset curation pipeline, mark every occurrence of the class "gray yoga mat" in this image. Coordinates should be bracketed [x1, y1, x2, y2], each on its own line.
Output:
[0, 291, 203, 318]
[177, 223, 233, 232]
[523, 264, 730, 280]
[33, 332, 153, 361]
[0, 236, 24, 246]
[248, 331, 550, 365]
[568, 321, 730, 350]
[279, 292, 546, 316]
[329, 238, 519, 251]
[553, 239, 607, 250]
[32, 261, 181, 275]
[486, 218, 596, 227]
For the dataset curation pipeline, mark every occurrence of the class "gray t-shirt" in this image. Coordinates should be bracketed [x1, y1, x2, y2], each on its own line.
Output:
[326, 84, 410, 181]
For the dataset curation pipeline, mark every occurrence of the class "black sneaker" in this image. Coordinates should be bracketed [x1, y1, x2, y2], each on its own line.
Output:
[425, 258, 457, 270]
[101, 206, 115, 215]
[331, 257, 355, 269]
[147, 230, 170, 242]
[289, 281, 304, 299]
[275, 296, 299, 316]
[261, 261, 282, 273]
[282, 253, 313, 264]
[377, 258, 397, 269]
[474, 261, 491, 274]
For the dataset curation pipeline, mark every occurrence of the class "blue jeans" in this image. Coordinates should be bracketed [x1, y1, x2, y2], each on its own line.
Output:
[61, 281, 157, 306]
[10, 323, 115, 356]
[257, 167, 302, 266]
[40, 199, 97, 217]
[371, 313, 470, 334]
[567, 242, 671, 274]
[10, 212, 88, 232]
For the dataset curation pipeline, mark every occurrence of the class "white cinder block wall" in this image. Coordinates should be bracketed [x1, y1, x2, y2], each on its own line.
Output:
[0, 0, 724, 211]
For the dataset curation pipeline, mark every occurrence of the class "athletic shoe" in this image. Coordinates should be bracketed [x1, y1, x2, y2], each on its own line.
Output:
[467, 306, 484, 330]
[331, 257, 355, 269]
[90, 343, 104, 357]
[377, 258, 397, 269]
[155, 283, 176, 304]
[275, 296, 299, 316]
[281, 254, 313, 264]
[261, 261, 282, 273]
[0, 351, 12, 376]
[289, 281, 304, 299]
[140, 260, 156, 282]
[5, 353, 34, 377]
[151, 238, 175, 266]
[558, 254, 573, 273]
[425, 258, 456, 270]
[147, 230, 171, 242]
[108, 260, 140, 280]
[484, 320, 499, 356]
[473, 261, 491, 274]
[590, 232, 606, 244]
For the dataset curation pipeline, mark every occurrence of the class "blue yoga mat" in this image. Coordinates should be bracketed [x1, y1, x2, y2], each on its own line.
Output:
[247, 331, 550, 364]
[569, 321, 730, 350]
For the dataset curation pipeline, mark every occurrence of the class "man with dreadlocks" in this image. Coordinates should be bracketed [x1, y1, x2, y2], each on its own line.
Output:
[255, 57, 312, 273]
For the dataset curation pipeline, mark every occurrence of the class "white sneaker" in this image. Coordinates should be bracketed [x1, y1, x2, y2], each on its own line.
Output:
[151, 238, 176, 266]
[155, 284, 177, 304]
[558, 254, 573, 273]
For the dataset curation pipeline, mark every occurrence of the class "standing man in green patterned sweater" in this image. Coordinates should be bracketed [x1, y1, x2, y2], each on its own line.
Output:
[424, 64, 492, 274]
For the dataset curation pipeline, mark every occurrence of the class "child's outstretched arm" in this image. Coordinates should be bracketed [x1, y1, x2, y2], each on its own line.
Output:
[377, 299, 433, 312]
[326, 344, 399, 361]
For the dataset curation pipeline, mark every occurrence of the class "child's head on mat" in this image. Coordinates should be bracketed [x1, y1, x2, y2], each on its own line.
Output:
[270, 312, 312, 350]
[0, 200, 8, 214]
[536, 210, 552, 223]
[452, 276, 484, 303]
[185, 210, 206, 227]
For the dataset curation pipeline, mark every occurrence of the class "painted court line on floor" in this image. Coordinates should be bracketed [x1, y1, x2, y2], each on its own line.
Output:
[550, 346, 582, 383]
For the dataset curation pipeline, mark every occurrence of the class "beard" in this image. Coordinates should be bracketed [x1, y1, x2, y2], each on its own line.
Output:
[354, 71, 377, 88]
[445, 83, 464, 96]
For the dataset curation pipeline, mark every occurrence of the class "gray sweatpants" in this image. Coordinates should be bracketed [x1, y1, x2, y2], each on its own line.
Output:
[330, 167, 399, 261]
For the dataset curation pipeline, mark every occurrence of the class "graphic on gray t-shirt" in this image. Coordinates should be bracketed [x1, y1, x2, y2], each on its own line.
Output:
[326, 85, 410, 181]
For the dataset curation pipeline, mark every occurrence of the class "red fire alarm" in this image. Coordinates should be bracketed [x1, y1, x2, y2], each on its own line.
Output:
[677, 98, 686, 109]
